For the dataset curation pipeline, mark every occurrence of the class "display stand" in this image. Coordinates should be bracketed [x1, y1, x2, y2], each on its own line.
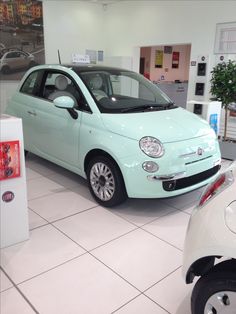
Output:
[0, 114, 29, 248]
[186, 100, 222, 135]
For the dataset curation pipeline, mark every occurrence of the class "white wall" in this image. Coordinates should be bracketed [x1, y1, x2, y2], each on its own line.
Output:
[42, 0, 105, 64]
[103, 0, 236, 100]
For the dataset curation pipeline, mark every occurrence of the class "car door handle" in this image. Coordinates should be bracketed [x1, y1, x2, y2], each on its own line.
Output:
[27, 111, 37, 116]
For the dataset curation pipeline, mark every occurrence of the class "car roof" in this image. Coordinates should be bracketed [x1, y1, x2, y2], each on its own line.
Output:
[66, 64, 132, 73]
[28, 63, 133, 74]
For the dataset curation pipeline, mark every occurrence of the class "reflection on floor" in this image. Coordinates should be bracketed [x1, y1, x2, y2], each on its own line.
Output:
[0, 156, 233, 314]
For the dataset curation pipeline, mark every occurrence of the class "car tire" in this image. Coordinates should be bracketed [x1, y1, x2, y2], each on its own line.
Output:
[87, 156, 127, 207]
[24, 150, 29, 157]
[191, 268, 236, 314]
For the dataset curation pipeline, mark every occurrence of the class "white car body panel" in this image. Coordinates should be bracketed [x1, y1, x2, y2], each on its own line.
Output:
[183, 161, 236, 281]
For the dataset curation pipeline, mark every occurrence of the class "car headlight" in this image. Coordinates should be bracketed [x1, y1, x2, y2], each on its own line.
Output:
[139, 136, 164, 158]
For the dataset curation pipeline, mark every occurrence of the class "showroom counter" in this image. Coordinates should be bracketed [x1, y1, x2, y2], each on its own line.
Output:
[154, 82, 188, 108]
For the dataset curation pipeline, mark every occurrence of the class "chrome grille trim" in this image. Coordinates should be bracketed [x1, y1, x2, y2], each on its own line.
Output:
[185, 155, 212, 165]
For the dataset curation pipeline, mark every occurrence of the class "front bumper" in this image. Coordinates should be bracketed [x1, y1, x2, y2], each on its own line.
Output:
[119, 136, 221, 198]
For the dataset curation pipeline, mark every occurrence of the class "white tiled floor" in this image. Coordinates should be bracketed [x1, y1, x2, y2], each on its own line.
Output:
[0, 155, 233, 314]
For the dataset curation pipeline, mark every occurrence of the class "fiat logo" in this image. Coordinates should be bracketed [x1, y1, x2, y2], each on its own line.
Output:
[197, 147, 204, 156]
[2, 191, 15, 203]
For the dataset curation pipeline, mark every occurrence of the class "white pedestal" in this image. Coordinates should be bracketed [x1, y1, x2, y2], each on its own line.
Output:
[187, 100, 222, 135]
[0, 114, 29, 248]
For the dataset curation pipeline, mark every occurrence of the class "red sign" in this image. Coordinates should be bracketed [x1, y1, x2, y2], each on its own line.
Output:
[0, 141, 21, 180]
[172, 51, 180, 69]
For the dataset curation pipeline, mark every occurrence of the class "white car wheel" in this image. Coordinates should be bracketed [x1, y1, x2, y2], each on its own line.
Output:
[191, 270, 236, 314]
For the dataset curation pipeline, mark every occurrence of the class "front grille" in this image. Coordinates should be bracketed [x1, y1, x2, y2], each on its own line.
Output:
[163, 165, 220, 192]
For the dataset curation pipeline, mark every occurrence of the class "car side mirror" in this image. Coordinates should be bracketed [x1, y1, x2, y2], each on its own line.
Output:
[53, 96, 75, 109]
[53, 96, 78, 120]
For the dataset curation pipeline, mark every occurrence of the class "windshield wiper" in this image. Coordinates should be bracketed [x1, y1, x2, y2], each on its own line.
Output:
[121, 103, 174, 113]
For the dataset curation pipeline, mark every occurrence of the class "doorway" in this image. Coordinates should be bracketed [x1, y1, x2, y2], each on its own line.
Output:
[139, 44, 191, 108]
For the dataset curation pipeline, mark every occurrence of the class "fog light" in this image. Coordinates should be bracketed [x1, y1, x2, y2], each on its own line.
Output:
[142, 161, 159, 173]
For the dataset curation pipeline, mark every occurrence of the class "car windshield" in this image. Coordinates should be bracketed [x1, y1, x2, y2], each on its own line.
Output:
[75, 69, 177, 113]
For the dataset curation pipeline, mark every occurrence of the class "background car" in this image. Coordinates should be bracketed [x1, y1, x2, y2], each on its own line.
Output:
[0, 49, 35, 74]
[0, 42, 6, 52]
[183, 161, 236, 314]
[6, 64, 221, 207]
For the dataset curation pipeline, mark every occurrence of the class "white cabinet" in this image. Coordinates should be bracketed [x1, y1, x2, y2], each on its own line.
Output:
[0, 114, 29, 248]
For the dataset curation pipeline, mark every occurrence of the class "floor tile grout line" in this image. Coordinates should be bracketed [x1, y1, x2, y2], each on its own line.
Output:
[140, 293, 171, 314]
[143, 265, 183, 294]
[139, 227, 184, 252]
[27, 190, 66, 202]
[89, 251, 143, 293]
[47, 205, 99, 224]
[110, 293, 142, 314]
[49, 204, 183, 255]
[137, 208, 184, 229]
[2, 248, 175, 314]
[168, 200, 199, 212]
[111, 292, 170, 314]
[51, 219, 138, 255]
[88, 227, 139, 253]
[50, 224, 145, 293]
[0, 266, 39, 314]
[29, 222, 50, 231]
[28, 203, 99, 226]
[106, 206, 178, 229]
[6, 253, 87, 288]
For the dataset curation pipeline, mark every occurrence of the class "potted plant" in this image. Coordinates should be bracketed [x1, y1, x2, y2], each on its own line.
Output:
[210, 60, 236, 160]
[210, 59, 236, 159]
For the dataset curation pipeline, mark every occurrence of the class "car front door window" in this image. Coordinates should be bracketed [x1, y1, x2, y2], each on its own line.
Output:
[43, 72, 80, 107]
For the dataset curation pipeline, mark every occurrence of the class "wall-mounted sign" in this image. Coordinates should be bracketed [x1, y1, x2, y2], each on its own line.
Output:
[191, 61, 197, 66]
[197, 63, 207, 76]
[195, 82, 205, 96]
[71, 54, 90, 64]
[0, 141, 20, 180]
[97, 50, 104, 62]
[172, 51, 180, 68]
[164, 46, 172, 54]
[155, 50, 163, 68]
[85, 49, 97, 64]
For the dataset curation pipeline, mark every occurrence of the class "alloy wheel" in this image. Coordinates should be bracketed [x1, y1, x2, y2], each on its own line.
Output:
[90, 162, 115, 201]
[204, 291, 236, 314]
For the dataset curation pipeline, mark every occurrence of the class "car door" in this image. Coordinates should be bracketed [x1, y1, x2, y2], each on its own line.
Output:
[29, 70, 83, 168]
[17, 51, 29, 68]
[5, 51, 20, 70]
[7, 69, 44, 150]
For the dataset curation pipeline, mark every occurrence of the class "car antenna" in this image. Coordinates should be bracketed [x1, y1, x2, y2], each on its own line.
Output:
[57, 49, 61, 64]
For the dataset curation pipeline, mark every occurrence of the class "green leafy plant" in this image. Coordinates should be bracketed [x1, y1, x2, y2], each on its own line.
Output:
[210, 60, 236, 140]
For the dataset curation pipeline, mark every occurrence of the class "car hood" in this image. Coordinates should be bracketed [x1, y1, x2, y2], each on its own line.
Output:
[101, 107, 213, 143]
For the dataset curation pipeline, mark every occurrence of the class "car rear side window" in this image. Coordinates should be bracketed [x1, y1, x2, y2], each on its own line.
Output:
[20, 71, 41, 96]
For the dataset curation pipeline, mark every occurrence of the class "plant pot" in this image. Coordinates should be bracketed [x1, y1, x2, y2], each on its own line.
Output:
[219, 140, 236, 160]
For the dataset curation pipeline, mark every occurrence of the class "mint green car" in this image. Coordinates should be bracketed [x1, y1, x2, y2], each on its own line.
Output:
[6, 64, 221, 207]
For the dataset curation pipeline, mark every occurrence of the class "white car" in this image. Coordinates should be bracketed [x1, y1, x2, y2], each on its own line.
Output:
[183, 161, 236, 314]
[0, 50, 35, 74]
